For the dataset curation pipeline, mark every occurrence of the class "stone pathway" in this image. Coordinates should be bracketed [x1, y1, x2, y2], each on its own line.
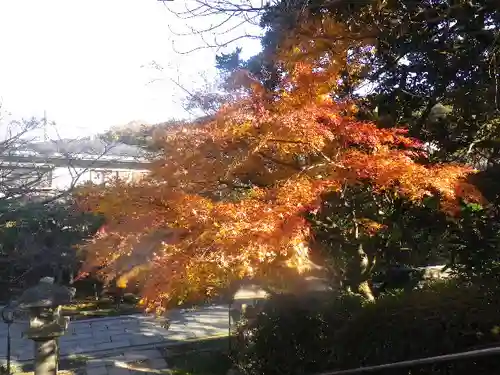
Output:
[0, 304, 229, 365]
[73, 348, 170, 375]
[0, 285, 268, 374]
[3, 349, 170, 375]
[6, 347, 170, 374]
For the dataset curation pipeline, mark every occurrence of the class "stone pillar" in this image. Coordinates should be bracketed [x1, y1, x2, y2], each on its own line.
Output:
[34, 338, 58, 375]
[12, 277, 75, 375]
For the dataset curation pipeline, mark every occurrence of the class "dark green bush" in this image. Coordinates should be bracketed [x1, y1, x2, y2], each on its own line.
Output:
[237, 283, 500, 375]
[333, 282, 500, 374]
[236, 291, 365, 375]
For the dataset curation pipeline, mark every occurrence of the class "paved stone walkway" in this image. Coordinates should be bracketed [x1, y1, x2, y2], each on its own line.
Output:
[77, 347, 170, 375]
[0, 285, 268, 374]
[47, 347, 170, 375]
[0, 304, 229, 364]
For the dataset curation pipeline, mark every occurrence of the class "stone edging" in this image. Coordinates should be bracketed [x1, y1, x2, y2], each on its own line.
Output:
[9, 333, 229, 365]
[67, 313, 145, 324]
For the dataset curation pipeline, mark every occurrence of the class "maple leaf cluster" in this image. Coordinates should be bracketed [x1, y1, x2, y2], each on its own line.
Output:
[75, 53, 483, 312]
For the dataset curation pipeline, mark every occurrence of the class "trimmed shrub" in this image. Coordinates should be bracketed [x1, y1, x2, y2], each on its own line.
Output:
[333, 282, 500, 374]
[237, 282, 500, 375]
[236, 291, 365, 375]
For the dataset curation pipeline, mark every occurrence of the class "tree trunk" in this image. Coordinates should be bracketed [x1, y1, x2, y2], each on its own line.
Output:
[346, 212, 376, 301]
[346, 244, 375, 302]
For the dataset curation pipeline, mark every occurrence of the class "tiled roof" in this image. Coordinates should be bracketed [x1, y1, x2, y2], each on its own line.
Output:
[10, 138, 148, 161]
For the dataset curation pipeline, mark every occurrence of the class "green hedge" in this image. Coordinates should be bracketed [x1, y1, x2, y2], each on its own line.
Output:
[334, 283, 500, 374]
[237, 283, 500, 375]
[236, 292, 365, 375]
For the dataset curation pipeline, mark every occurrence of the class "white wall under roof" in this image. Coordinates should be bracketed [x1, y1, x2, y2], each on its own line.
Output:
[50, 166, 149, 191]
[0, 159, 150, 193]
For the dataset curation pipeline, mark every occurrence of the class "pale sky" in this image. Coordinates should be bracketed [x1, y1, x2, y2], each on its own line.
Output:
[0, 0, 262, 139]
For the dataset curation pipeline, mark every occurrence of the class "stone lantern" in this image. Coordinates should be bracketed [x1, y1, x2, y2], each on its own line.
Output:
[14, 277, 76, 375]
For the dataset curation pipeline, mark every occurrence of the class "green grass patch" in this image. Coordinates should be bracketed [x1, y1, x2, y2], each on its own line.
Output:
[61, 297, 142, 320]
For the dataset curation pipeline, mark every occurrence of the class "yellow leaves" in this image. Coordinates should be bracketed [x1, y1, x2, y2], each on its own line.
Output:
[284, 240, 312, 273]
[339, 149, 482, 214]
[358, 218, 386, 237]
[232, 121, 254, 137]
[491, 326, 500, 336]
[275, 177, 323, 210]
[116, 264, 152, 288]
[116, 278, 128, 289]
[292, 46, 302, 56]
[4, 221, 16, 228]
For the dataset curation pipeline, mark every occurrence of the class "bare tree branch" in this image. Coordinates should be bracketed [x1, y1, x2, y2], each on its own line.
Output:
[164, 0, 267, 53]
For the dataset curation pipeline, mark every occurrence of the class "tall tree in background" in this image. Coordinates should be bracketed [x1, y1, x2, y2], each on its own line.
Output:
[192, 1, 499, 167]
[243, 1, 500, 165]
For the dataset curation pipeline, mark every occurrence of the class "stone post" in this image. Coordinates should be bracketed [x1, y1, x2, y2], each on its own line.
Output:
[34, 339, 58, 375]
[13, 277, 75, 375]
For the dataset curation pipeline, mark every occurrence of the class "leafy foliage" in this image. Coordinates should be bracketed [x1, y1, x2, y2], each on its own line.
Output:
[333, 282, 500, 374]
[76, 55, 484, 310]
[307, 187, 450, 296]
[447, 204, 500, 284]
[237, 282, 500, 375]
[207, 0, 500, 298]
[236, 292, 365, 375]
[248, 0, 500, 167]
[0, 198, 103, 300]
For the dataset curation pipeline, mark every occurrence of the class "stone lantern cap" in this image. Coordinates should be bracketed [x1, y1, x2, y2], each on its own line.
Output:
[15, 277, 76, 310]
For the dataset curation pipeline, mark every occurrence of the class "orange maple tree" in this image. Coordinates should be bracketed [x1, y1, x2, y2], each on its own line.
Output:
[75, 55, 483, 312]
